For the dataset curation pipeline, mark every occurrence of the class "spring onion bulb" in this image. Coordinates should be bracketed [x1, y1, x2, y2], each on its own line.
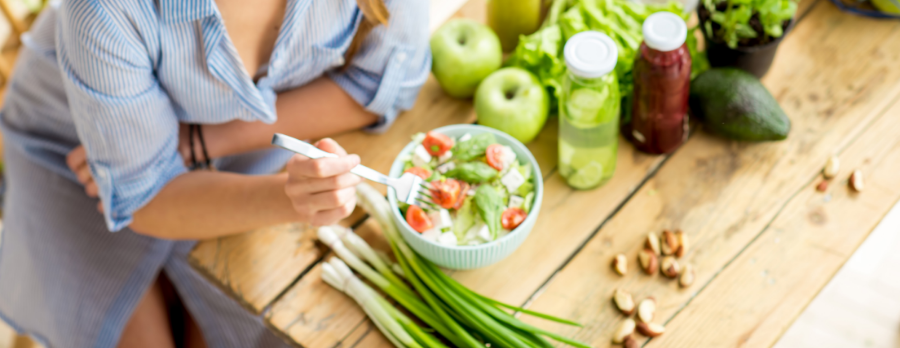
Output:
[321, 258, 425, 348]
[348, 183, 592, 348]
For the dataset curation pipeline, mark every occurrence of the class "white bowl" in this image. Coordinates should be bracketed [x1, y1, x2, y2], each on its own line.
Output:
[387, 124, 543, 270]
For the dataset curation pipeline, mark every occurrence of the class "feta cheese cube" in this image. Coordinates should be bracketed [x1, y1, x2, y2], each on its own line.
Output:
[436, 161, 456, 174]
[411, 145, 432, 167]
[459, 133, 472, 142]
[438, 150, 453, 164]
[499, 146, 517, 171]
[464, 222, 485, 241]
[467, 185, 477, 196]
[476, 224, 492, 242]
[508, 195, 525, 209]
[438, 232, 458, 246]
[501, 169, 526, 194]
[421, 228, 441, 243]
[428, 209, 452, 230]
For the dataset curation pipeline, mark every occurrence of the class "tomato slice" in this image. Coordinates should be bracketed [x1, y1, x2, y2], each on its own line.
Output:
[430, 179, 461, 209]
[501, 207, 527, 230]
[422, 131, 454, 157]
[406, 205, 433, 233]
[452, 181, 470, 210]
[485, 144, 505, 171]
[404, 167, 432, 180]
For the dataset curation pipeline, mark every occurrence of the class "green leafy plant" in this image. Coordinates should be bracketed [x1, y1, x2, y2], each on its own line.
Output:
[506, 0, 710, 114]
[701, 0, 797, 49]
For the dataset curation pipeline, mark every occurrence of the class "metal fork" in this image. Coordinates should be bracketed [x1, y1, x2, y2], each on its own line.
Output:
[271, 134, 435, 208]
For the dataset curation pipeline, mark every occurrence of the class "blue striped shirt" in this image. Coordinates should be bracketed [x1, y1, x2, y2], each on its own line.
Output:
[0, 0, 431, 231]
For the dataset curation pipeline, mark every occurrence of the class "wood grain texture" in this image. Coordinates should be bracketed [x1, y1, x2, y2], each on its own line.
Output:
[648, 85, 900, 348]
[518, 1, 900, 346]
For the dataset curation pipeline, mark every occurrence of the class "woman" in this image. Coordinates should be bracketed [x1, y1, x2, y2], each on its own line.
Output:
[0, 0, 430, 347]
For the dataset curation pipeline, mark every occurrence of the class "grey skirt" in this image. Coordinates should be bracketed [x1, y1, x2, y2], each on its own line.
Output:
[0, 145, 294, 348]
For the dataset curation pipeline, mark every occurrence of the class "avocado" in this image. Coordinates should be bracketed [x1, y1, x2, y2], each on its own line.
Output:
[689, 68, 791, 141]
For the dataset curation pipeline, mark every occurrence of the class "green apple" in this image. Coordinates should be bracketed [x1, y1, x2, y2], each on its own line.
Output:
[430, 19, 502, 98]
[474, 67, 549, 143]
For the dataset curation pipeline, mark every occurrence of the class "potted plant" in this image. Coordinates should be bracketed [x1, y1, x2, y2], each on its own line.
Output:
[698, 0, 798, 78]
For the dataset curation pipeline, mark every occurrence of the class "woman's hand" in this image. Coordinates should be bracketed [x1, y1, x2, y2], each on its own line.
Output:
[284, 138, 362, 226]
[66, 145, 99, 198]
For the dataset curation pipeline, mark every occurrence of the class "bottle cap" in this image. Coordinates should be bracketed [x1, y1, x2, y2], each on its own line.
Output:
[563, 31, 618, 79]
[642, 12, 687, 52]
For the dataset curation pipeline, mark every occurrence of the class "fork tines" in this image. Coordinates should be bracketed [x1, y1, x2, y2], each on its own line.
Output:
[415, 183, 439, 209]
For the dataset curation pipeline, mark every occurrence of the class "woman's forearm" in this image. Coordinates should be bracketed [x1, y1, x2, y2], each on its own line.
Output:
[205, 76, 378, 158]
[130, 171, 297, 240]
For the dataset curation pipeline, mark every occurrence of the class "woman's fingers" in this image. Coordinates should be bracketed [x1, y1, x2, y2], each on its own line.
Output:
[309, 186, 356, 211]
[66, 146, 87, 173]
[294, 173, 361, 195]
[315, 138, 348, 156]
[84, 179, 99, 198]
[311, 198, 356, 226]
[287, 153, 360, 179]
[74, 162, 93, 186]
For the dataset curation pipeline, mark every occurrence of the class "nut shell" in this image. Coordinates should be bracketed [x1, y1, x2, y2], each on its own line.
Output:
[636, 322, 665, 337]
[613, 288, 635, 316]
[612, 254, 628, 276]
[679, 264, 695, 288]
[674, 230, 688, 258]
[623, 335, 638, 348]
[823, 156, 840, 179]
[638, 248, 659, 275]
[637, 298, 656, 323]
[816, 180, 829, 192]
[646, 232, 662, 255]
[661, 230, 680, 256]
[849, 170, 864, 192]
[661, 256, 680, 278]
[612, 318, 636, 344]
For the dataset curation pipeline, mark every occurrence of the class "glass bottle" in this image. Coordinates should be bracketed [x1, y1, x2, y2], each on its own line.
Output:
[487, 0, 542, 52]
[559, 31, 621, 190]
[623, 12, 691, 154]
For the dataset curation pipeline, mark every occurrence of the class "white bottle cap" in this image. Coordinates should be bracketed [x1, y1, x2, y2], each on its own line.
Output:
[642, 12, 687, 52]
[564, 31, 618, 79]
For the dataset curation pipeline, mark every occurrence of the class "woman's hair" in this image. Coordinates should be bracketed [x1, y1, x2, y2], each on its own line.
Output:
[343, 0, 390, 69]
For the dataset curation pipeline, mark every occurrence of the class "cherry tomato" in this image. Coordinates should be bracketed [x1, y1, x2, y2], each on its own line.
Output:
[406, 205, 433, 233]
[422, 131, 454, 157]
[404, 167, 432, 180]
[485, 144, 505, 171]
[501, 207, 527, 230]
[452, 181, 470, 210]
[430, 179, 461, 209]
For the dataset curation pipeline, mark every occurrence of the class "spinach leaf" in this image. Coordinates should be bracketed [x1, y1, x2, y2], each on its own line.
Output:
[475, 185, 504, 238]
[445, 162, 498, 183]
[453, 133, 498, 161]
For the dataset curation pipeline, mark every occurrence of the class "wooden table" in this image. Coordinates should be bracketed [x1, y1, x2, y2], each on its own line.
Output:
[188, 0, 900, 346]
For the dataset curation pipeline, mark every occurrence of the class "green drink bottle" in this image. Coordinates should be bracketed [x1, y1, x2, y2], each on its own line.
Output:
[558, 31, 621, 190]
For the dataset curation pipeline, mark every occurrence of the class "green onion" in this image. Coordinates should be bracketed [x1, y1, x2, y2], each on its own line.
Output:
[344, 183, 591, 348]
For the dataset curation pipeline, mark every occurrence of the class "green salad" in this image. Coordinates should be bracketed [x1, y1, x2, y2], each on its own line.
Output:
[399, 131, 536, 246]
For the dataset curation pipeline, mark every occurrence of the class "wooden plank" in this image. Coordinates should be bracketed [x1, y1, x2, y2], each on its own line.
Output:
[187, 209, 365, 314]
[516, 1, 900, 346]
[647, 91, 900, 347]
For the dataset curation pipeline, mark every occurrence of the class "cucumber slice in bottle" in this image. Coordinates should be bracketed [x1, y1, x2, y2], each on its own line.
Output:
[566, 161, 605, 190]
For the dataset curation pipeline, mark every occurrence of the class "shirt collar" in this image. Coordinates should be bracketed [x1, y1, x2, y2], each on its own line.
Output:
[159, 0, 217, 23]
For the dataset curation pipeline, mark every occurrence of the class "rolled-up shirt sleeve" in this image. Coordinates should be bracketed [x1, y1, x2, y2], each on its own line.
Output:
[58, 0, 186, 232]
[328, 0, 431, 133]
